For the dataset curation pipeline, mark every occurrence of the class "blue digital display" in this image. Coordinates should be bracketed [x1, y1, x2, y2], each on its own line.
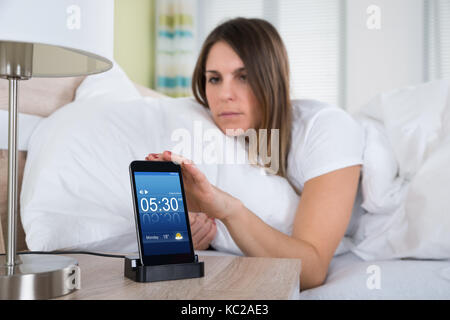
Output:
[134, 172, 191, 256]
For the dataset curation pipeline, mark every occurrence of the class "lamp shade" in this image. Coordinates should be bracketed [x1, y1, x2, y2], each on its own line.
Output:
[0, 0, 114, 78]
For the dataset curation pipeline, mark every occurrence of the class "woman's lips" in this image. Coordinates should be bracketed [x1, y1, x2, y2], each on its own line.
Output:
[219, 112, 243, 117]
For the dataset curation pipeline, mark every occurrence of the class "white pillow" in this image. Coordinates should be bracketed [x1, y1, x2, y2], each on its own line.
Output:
[389, 93, 450, 259]
[75, 60, 141, 101]
[20, 93, 219, 251]
[351, 79, 450, 260]
[353, 114, 404, 215]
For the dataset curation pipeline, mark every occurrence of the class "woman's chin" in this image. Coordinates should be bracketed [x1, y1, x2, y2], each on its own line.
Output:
[221, 126, 250, 136]
[213, 118, 252, 136]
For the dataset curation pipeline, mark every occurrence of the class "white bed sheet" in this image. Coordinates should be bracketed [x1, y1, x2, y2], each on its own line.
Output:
[298, 251, 450, 300]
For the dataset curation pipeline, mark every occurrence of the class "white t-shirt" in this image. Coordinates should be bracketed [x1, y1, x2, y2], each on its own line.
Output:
[286, 99, 366, 237]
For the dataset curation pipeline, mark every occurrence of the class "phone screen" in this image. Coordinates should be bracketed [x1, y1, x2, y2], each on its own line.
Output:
[133, 171, 192, 257]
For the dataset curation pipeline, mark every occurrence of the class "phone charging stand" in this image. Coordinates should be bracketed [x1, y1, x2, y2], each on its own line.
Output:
[124, 255, 204, 283]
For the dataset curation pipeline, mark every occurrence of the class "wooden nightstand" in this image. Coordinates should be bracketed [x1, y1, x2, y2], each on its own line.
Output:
[56, 253, 301, 300]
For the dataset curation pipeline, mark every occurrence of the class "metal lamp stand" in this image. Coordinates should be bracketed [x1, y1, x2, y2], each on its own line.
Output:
[0, 42, 79, 299]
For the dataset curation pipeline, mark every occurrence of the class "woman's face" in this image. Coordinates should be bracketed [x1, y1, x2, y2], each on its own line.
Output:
[204, 41, 262, 135]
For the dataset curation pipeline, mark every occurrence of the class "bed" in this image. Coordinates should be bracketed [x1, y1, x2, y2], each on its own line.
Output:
[298, 251, 450, 299]
[1, 67, 449, 300]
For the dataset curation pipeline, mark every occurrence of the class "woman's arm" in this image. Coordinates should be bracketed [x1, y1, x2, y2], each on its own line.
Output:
[147, 151, 361, 290]
[222, 165, 361, 290]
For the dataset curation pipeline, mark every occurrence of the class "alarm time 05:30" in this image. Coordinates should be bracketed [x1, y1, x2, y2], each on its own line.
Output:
[139, 196, 182, 213]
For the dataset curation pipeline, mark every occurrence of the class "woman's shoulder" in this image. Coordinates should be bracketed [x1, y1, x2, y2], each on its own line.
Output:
[290, 99, 360, 138]
[288, 99, 365, 187]
[291, 98, 346, 122]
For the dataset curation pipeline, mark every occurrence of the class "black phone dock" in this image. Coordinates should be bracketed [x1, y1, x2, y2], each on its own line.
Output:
[124, 255, 204, 283]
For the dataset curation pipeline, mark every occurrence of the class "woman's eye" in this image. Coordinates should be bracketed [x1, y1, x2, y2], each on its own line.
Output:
[208, 77, 219, 84]
[239, 74, 247, 82]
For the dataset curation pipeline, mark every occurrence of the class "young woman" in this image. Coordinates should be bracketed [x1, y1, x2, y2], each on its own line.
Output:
[146, 18, 364, 290]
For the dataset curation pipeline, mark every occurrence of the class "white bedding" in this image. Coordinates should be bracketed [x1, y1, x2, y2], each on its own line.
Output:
[298, 252, 450, 300]
[350, 79, 450, 261]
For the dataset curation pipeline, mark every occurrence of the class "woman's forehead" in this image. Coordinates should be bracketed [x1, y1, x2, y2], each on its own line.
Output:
[205, 41, 245, 71]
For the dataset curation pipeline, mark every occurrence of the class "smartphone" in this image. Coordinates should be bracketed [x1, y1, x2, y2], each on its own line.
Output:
[129, 160, 195, 266]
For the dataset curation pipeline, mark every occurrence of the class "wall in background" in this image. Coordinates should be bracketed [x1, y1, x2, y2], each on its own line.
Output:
[114, 0, 155, 88]
[112, 0, 427, 104]
[345, 0, 424, 113]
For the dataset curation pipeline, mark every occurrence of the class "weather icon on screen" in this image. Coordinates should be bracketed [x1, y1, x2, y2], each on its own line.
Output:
[175, 233, 183, 240]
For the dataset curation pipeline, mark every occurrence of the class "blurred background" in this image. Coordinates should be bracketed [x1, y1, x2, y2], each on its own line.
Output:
[113, 0, 450, 113]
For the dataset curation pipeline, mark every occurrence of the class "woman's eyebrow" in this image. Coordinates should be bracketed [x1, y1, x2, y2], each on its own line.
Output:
[205, 67, 246, 75]
[232, 67, 246, 75]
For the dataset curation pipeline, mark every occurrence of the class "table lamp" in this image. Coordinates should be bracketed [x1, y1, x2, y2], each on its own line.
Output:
[0, 0, 114, 299]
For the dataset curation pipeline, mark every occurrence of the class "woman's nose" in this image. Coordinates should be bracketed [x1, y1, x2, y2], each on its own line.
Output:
[219, 79, 236, 101]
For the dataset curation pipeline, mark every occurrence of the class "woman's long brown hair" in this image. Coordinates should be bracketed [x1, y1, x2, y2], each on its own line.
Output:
[192, 18, 300, 195]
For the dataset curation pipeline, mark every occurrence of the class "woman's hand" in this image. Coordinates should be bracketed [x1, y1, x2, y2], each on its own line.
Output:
[189, 211, 217, 250]
[145, 151, 241, 221]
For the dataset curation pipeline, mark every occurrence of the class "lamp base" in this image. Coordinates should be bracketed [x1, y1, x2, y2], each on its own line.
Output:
[0, 254, 79, 300]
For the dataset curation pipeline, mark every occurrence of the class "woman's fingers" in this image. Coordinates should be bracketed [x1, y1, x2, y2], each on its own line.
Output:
[195, 222, 217, 250]
[190, 213, 204, 237]
[191, 218, 212, 246]
[188, 211, 197, 226]
[145, 151, 202, 184]
[189, 212, 215, 250]
[181, 161, 207, 185]
[161, 150, 193, 165]
[190, 212, 208, 237]
[146, 151, 194, 168]
[145, 153, 164, 161]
